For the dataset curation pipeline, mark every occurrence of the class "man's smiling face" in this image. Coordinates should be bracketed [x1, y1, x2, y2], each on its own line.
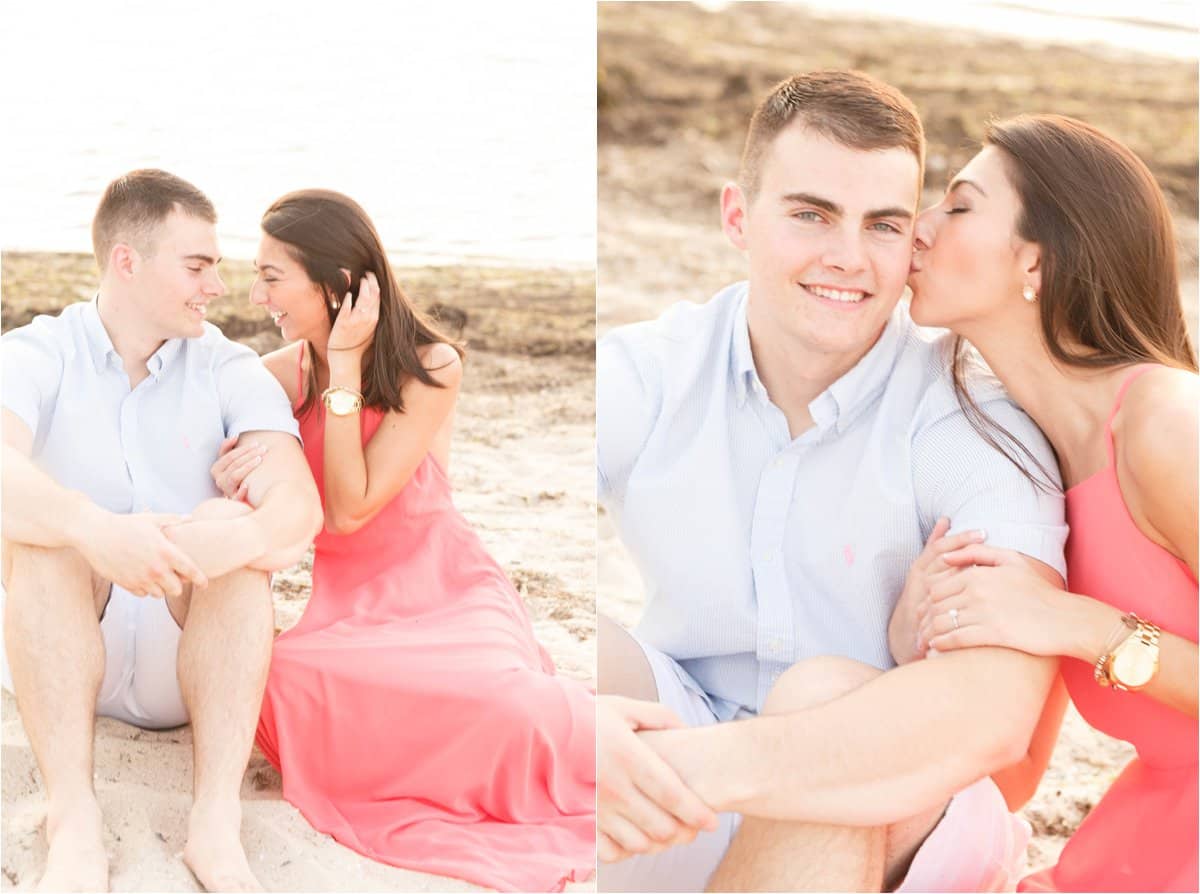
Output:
[728, 123, 920, 359]
[130, 208, 227, 339]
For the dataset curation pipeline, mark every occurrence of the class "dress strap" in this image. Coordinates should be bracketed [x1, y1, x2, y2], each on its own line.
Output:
[1104, 363, 1157, 463]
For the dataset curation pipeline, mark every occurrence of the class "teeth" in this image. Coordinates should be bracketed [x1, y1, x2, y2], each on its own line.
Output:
[807, 285, 866, 303]
[270, 311, 286, 323]
[187, 302, 207, 316]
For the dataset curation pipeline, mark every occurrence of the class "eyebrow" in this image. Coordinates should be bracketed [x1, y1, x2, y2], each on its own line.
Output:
[183, 253, 221, 265]
[253, 262, 285, 273]
[782, 192, 913, 220]
[947, 177, 988, 198]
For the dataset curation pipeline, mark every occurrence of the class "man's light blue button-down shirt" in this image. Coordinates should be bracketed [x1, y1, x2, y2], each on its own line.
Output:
[598, 283, 1067, 721]
[2, 297, 300, 516]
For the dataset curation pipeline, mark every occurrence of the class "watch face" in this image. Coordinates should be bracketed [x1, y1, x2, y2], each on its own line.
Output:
[328, 391, 360, 415]
[1112, 642, 1157, 688]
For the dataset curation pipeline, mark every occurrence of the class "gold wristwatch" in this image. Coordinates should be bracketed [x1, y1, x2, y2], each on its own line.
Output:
[1094, 613, 1161, 692]
[321, 386, 365, 416]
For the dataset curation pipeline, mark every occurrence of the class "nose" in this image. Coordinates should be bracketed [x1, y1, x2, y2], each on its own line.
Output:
[248, 277, 268, 306]
[819, 227, 868, 274]
[204, 268, 228, 299]
[913, 207, 935, 252]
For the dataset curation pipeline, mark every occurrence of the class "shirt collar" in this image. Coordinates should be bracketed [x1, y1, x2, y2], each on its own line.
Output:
[730, 290, 909, 432]
[731, 289, 761, 408]
[85, 294, 186, 380]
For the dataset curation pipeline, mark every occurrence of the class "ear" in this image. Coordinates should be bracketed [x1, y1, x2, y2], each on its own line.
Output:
[1018, 242, 1042, 296]
[339, 267, 353, 289]
[110, 243, 137, 280]
[720, 182, 750, 252]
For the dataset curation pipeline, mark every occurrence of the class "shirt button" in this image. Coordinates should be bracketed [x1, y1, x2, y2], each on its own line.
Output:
[762, 550, 775, 562]
[768, 638, 782, 652]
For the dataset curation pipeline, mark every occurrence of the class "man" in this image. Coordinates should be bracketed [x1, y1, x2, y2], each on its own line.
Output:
[597, 71, 1068, 891]
[1, 169, 323, 892]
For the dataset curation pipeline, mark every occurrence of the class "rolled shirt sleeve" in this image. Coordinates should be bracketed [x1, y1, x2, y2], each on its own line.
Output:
[1, 320, 65, 444]
[214, 342, 301, 444]
[912, 394, 1068, 581]
[597, 325, 661, 510]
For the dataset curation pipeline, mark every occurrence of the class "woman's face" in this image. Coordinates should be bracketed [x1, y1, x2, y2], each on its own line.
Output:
[909, 146, 1038, 330]
[250, 233, 333, 343]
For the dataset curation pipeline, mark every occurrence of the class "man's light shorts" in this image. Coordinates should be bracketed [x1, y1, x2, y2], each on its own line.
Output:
[600, 637, 1031, 893]
[0, 581, 189, 729]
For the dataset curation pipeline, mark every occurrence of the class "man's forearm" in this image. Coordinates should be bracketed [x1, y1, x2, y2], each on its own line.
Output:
[648, 647, 1056, 826]
[243, 479, 323, 572]
[2, 444, 103, 550]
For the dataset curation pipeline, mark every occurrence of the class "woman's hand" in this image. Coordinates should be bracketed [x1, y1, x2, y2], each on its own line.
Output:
[328, 271, 381, 358]
[888, 517, 987, 663]
[210, 435, 267, 500]
[918, 544, 1081, 658]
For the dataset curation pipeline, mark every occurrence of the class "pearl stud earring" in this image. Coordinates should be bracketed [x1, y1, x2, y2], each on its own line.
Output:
[1022, 285, 1037, 303]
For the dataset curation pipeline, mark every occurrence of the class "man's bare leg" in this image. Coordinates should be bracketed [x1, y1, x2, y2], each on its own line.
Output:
[170, 501, 273, 893]
[599, 614, 658, 700]
[707, 657, 945, 892]
[4, 542, 111, 892]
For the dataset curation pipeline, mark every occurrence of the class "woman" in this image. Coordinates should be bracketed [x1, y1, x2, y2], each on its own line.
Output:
[907, 115, 1197, 891]
[212, 189, 595, 892]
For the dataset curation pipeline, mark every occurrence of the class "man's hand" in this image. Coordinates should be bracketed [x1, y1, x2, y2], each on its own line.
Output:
[69, 505, 209, 598]
[888, 518, 987, 663]
[598, 695, 719, 863]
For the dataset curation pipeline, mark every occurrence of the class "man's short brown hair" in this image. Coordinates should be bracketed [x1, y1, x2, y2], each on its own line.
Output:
[738, 70, 925, 199]
[91, 169, 217, 271]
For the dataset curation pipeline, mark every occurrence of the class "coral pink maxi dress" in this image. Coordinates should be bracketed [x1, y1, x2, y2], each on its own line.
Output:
[255, 368, 596, 892]
[1020, 366, 1197, 892]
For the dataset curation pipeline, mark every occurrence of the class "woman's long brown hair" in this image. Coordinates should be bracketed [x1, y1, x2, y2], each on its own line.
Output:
[952, 114, 1196, 490]
[261, 189, 465, 417]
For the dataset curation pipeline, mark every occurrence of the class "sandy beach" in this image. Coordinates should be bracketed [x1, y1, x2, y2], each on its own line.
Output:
[598, 0, 1197, 875]
[0, 253, 596, 892]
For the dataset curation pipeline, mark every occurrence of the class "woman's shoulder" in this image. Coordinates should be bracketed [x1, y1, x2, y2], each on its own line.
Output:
[260, 341, 305, 400]
[1115, 364, 1198, 511]
[1118, 365, 1198, 447]
[414, 341, 463, 389]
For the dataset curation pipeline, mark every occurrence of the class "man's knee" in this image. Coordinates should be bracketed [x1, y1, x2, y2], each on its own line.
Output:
[762, 656, 882, 715]
[6, 542, 108, 611]
[598, 614, 658, 701]
[189, 497, 254, 522]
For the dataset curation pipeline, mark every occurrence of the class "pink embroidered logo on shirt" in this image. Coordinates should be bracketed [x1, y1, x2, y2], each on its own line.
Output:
[182, 435, 191, 449]
[843, 545, 855, 566]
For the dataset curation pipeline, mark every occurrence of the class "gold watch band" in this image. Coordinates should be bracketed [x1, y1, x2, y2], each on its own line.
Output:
[1094, 612, 1161, 691]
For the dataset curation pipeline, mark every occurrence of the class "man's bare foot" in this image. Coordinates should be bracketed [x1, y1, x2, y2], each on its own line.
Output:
[182, 800, 263, 893]
[37, 796, 109, 892]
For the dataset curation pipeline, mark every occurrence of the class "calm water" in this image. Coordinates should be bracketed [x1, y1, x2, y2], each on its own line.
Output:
[0, 2, 596, 267]
[784, 0, 1197, 59]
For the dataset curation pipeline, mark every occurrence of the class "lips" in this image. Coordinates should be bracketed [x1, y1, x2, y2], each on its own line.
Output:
[270, 310, 288, 325]
[186, 301, 207, 318]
